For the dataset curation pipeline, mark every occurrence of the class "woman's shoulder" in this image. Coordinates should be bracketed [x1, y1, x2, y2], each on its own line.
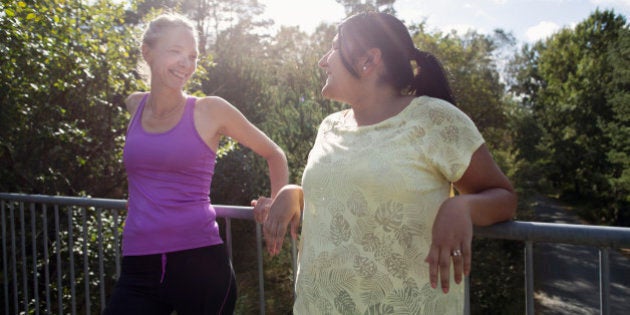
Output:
[411, 95, 457, 111]
[195, 95, 234, 112]
[410, 96, 474, 125]
[125, 92, 149, 116]
[194, 96, 243, 123]
[317, 109, 347, 130]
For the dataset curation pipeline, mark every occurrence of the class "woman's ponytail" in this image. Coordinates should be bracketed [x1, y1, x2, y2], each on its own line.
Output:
[411, 48, 456, 105]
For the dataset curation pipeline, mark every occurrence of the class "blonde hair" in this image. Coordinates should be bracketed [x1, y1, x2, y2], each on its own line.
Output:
[141, 13, 198, 48]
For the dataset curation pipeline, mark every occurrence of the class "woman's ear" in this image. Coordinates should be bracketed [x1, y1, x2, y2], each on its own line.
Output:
[141, 44, 152, 64]
[360, 48, 382, 74]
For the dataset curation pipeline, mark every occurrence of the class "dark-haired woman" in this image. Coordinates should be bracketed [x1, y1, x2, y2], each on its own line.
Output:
[258, 12, 517, 314]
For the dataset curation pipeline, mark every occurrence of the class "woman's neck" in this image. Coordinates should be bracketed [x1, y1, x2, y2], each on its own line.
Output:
[348, 91, 413, 127]
[147, 88, 187, 119]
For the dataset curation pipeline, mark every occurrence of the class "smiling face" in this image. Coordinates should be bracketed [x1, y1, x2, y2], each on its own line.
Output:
[318, 34, 359, 103]
[143, 26, 198, 91]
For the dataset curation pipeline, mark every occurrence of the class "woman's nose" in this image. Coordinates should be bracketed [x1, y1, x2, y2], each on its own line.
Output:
[179, 56, 191, 67]
[318, 52, 329, 68]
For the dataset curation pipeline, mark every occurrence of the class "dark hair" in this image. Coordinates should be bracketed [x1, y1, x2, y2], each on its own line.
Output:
[337, 12, 455, 104]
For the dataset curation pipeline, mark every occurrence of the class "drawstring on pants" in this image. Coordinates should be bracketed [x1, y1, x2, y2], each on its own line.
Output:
[160, 253, 167, 283]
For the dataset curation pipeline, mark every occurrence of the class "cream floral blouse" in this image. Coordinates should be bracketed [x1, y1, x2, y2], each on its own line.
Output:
[294, 96, 485, 314]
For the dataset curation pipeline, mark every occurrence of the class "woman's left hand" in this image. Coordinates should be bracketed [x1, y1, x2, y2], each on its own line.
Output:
[424, 196, 473, 293]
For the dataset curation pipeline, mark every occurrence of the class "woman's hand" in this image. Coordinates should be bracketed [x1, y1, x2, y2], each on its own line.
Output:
[251, 196, 273, 224]
[424, 196, 473, 293]
[263, 185, 303, 256]
[424, 145, 517, 293]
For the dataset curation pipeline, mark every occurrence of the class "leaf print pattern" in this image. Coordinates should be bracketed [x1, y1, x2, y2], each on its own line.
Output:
[394, 225, 415, 249]
[359, 232, 382, 253]
[353, 255, 377, 277]
[334, 290, 358, 314]
[428, 108, 448, 125]
[375, 201, 403, 232]
[388, 285, 424, 315]
[347, 190, 368, 216]
[440, 125, 459, 143]
[409, 124, 426, 140]
[358, 272, 393, 304]
[330, 213, 351, 245]
[295, 97, 480, 314]
[384, 253, 408, 279]
[364, 303, 396, 315]
[314, 298, 334, 314]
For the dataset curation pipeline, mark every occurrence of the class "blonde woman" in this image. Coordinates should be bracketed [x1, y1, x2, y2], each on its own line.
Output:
[104, 13, 288, 315]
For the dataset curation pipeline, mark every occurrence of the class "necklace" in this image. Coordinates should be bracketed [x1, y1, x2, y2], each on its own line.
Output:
[148, 95, 186, 120]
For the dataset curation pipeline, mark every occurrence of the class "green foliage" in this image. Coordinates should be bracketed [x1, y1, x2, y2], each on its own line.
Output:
[336, 0, 397, 16]
[508, 9, 630, 225]
[10, 0, 619, 312]
[412, 29, 513, 146]
[0, 0, 142, 197]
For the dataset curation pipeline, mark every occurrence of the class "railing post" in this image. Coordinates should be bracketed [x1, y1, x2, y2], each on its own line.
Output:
[225, 218, 233, 260]
[525, 241, 534, 315]
[82, 207, 91, 315]
[30, 203, 40, 315]
[10, 203, 18, 315]
[464, 275, 470, 315]
[291, 237, 297, 301]
[256, 223, 265, 315]
[68, 208, 77, 315]
[19, 203, 29, 313]
[1, 200, 10, 315]
[599, 247, 610, 315]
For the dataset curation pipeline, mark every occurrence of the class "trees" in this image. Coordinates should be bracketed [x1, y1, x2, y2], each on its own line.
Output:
[0, 0, 141, 196]
[4, 0, 627, 312]
[336, 0, 396, 16]
[508, 10, 630, 224]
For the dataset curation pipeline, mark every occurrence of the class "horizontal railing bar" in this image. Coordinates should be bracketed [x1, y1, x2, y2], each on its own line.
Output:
[4, 194, 629, 248]
[0, 193, 255, 220]
[214, 205, 254, 221]
[0, 193, 126, 209]
[3, 193, 630, 315]
[475, 221, 630, 248]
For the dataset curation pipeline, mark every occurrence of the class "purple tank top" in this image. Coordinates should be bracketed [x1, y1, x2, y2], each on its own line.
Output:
[122, 94, 222, 256]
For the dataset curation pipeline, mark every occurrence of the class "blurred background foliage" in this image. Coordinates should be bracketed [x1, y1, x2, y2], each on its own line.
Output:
[1, 0, 628, 313]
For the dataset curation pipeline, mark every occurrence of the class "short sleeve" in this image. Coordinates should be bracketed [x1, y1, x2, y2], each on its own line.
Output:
[422, 98, 485, 182]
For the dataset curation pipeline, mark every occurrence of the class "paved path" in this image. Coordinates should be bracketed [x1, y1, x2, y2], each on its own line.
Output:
[532, 196, 630, 314]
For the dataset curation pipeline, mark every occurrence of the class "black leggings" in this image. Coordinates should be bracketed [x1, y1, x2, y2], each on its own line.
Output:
[103, 244, 237, 315]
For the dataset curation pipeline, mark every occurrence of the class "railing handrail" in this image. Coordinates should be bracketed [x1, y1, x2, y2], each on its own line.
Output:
[474, 220, 630, 248]
[0, 192, 256, 220]
[3, 192, 630, 315]
[3, 193, 629, 247]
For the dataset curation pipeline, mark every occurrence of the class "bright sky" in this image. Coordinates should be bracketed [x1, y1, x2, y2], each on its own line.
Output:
[260, 0, 630, 44]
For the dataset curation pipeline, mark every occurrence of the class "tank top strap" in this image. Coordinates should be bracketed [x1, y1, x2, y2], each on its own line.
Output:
[184, 96, 196, 116]
[127, 93, 149, 134]
[182, 96, 197, 127]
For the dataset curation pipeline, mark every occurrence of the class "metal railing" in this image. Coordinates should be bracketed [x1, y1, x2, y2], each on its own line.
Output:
[0, 193, 298, 315]
[475, 220, 630, 315]
[1, 193, 630, 315]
